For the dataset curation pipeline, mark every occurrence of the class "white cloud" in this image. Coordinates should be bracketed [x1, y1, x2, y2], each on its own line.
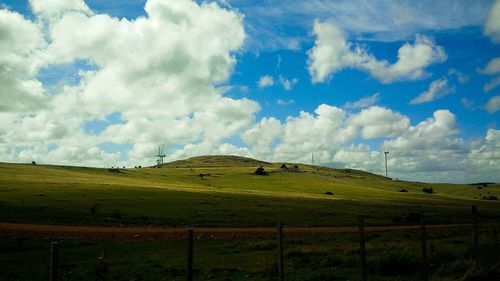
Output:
[278, 75, 298, 90]
[348, 106, 409, 139]
[468, 128, 500, 178]
[480, 57, 500, 74]
[480, 57, 500, 92]
[410, 78, 455, 104]
[276, 99, 295, 106]
[0, 0, 259, 167]
[486, 95, 500, 113]
[0, 9, 47, 112]
[239, 1, 491, 51]
[308, 21, 446, 84]
[485, 0, 500, 43]
[344, 93, 380, 109]
[29, 0, 91, 21]
[258, 75, 274, 88]
[241, 117, 283, 160]
[484, 77, 500, 92]
[237, 105, 499, 182]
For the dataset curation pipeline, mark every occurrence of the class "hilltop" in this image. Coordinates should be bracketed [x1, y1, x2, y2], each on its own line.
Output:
[163, 155, 271, 168]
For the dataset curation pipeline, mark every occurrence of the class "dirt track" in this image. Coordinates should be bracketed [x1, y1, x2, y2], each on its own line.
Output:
[0, 222, 469, 240]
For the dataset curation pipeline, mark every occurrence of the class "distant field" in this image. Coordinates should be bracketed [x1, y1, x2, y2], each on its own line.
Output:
[0, 155, 498, 227]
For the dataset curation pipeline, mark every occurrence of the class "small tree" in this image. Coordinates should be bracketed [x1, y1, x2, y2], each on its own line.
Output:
[31, 161, 36, 165]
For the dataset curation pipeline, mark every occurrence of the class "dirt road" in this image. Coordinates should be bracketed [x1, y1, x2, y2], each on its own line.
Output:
[0, 222, 469, 241]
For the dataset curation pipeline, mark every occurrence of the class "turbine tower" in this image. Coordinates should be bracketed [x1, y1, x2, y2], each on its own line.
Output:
[156, 145, 166, 168]
[311, 152, 315, 165]
[384, 151, 389, 178]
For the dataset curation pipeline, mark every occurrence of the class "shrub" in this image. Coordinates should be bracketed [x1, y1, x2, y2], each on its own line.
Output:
[422, 187, 434, 194]
[481, 195, 497, 201]
[254, 166, 267, 175]
[31, 161, 36, 165]
[324, 191, 334, 195]
[398, 189, 408, 192]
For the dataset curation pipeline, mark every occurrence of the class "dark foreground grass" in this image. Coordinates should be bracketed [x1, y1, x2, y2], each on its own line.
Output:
[1, 225, 499, 281]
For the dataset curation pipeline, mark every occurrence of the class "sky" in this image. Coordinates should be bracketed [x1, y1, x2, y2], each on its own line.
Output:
[0, 0, 499, 183]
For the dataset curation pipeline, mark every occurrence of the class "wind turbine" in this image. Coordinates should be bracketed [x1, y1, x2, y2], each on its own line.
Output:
[384, 151, 389, 178]
[156, 144, 166, 168]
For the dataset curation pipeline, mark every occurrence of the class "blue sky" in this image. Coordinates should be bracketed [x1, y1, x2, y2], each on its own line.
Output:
[0, 0, 499, 183]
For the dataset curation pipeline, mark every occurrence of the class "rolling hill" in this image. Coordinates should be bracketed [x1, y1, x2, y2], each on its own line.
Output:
[0, 155, 498, 227]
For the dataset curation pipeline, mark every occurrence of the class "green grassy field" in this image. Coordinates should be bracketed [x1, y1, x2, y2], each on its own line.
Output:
[0, 155, 499, 227]
[1, 155, 499, 280]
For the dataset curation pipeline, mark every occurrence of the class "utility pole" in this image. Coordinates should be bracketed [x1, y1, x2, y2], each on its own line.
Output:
[384, 151, 389, 178]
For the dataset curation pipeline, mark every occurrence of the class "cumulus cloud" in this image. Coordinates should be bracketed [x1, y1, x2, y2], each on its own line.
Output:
[238, 105, 498, 182]
[486, 95, 500, 113]
[29, 0, 91, 21]
[241, 117, 283, 159]
[308, 21, 447, 84]
[344, 93, 380, 109]
[410, 78, 455, 104]
[0, 0, 259, 167]
[348, 106, 410, 139]
[0, 9, 46, 112]
[258, 75, 274, 88]
[485, 0, 500, 43]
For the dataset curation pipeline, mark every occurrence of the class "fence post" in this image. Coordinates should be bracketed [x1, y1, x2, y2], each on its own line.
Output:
[50, 242, 59, 281]
[472, 206, 479, 255]
[277, 221, 284, 281]
[187, 229, 193, 281]
[493, 224, 498, 250]
[358, 216, 367, 281]
[420, 213, 428, 281]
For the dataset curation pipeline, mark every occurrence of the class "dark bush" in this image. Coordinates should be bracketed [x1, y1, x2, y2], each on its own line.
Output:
[481, 195, 497, 201]
[324, 191, 334, 195]
[422, 187, 434, 194]
[31, 161, 36, 165]
[254, 166, 267, 175]
[398, 189, 408, 192]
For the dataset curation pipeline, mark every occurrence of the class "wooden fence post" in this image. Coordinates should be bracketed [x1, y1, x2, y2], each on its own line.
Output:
[472, 206, 479, 255]
[277, 221, 284, 281]
[358, 216, 367, 281]
[493, 224, 498, 250]
[420, 213, 428, 281]
[50, 242, 59, 281]
[187, 229, 193, 281]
